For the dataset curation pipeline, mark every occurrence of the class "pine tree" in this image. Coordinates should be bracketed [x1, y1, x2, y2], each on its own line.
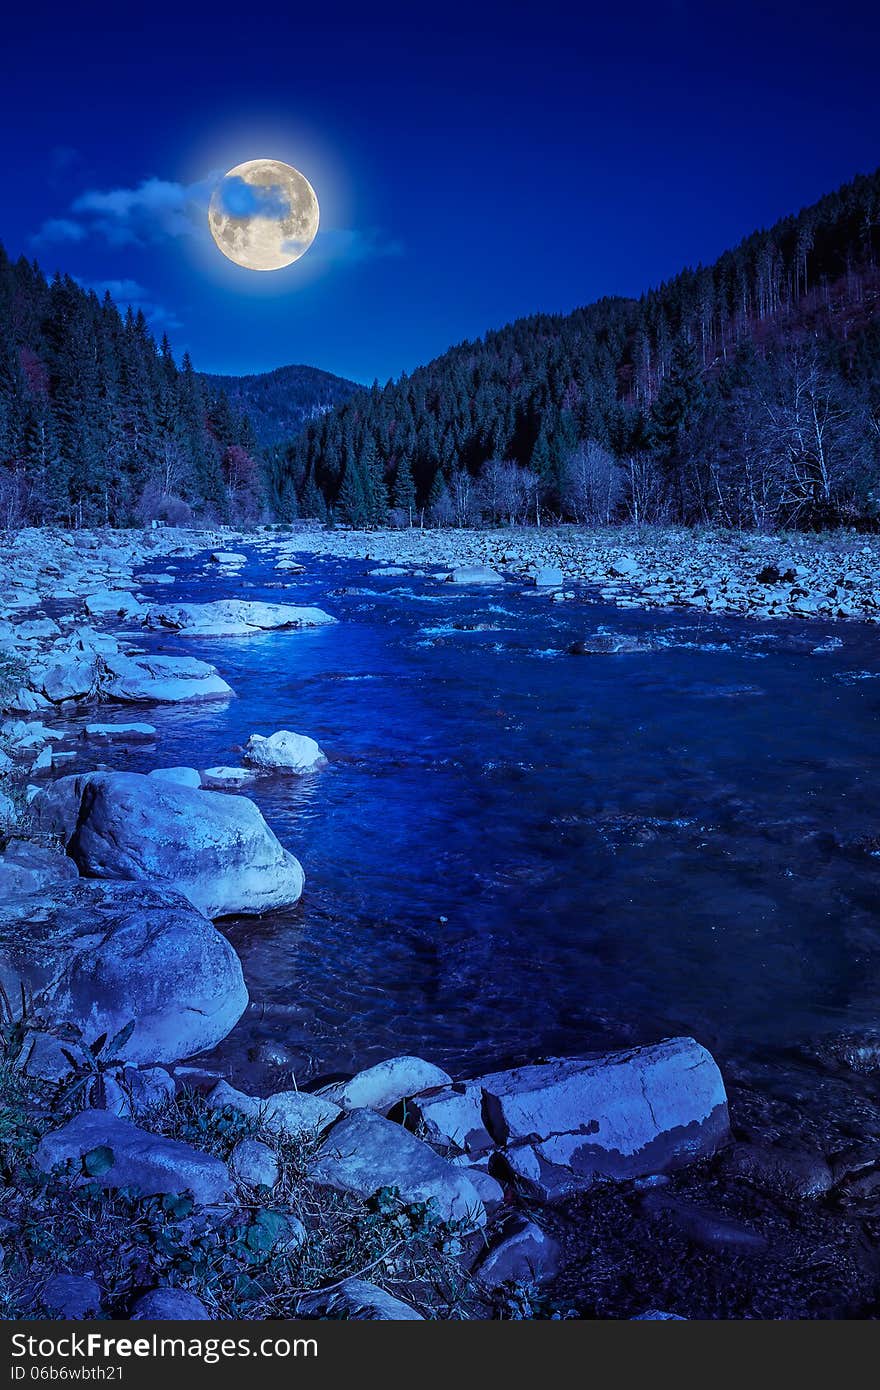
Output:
[301, 474, 327, 522]
[338, 458, 369, 526]
[392, 455, 416, 525]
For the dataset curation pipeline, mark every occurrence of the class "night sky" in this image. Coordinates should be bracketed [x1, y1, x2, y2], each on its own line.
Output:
[3, 0, 879, 383]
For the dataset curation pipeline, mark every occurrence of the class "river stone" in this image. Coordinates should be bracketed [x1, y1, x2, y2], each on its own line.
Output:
[200, 766, 255, 789]
[209, 551, 246, 565]
[0, 879, 247, 1065]
[42, 1274, 102, 1320]
[244, 730, 327, 773]
[532, 567, 564, 588]
[108, 1066, 177, 1117]
[148, 766, 202, 788]
[85, 591, 143, 619]
[208, 1080, 340, 1138]
[35, 1110, 231, 1205]
[641, 1192, 768, 1253]
[721, 1142, 833, 1200]
[145, 599, 335, 638]
[38, 655, 100, 703]
[131, 1289, 211, 1321]
[321, 1056, 452, 1114]
[446, 566, 503, 585]
[473, 1215, 560, 1288]
[301, 1279, 423, 1321]
[406, 1078, 494, 1156]
[312, 1109, 487, 1227]
[31, 771, 305, 919]
[229, 1138, 280, 1188]
[0, 841, 78, 896]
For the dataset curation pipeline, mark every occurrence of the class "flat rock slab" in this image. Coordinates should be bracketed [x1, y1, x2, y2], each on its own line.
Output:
[145, 599, 335, 638]
[99, 653, 232, 704]
[35, 1109, 231, 1205]
[410, 1037, 729, 1199]
[312, 1109, 486, 1227]
[32, 771, 304, 919]
[83, 723, 157, 742]
[0, 879, 247, 1065]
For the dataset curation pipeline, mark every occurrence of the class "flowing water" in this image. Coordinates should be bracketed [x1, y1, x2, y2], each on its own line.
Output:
[80, 546, 880, 1095]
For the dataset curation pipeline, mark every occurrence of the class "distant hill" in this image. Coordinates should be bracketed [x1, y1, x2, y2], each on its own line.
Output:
[275, 166, 880, 531]
[201, 363, 360, 448]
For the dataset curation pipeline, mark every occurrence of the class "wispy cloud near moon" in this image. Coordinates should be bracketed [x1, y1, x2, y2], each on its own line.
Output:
[33, 175, 217, 248]
[31, 173, 401, 267]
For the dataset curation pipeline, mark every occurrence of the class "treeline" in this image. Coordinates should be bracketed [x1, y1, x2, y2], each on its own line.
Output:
[275, 166, 880, 531]
[0, 247, 265, 528]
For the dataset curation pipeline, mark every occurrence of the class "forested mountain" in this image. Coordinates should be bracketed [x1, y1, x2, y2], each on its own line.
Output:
[275, 167, 880, 530]
[201, 364, 358, 448]
[0, 249, 280, 528]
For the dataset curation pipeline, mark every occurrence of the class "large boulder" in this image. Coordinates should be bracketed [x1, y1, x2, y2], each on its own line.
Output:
[0, 879, 247, 1065]
[409, 1038, 729, 1199]
[37, 655, 100, 703]
[35, 1109, 231, 1205]
[32, 771, 304, 919]
[144, 599, 335, 638]
[320, 1056, 452, 1114]
[312, 1109, 486, 1227]
[243, 730, 327, 774]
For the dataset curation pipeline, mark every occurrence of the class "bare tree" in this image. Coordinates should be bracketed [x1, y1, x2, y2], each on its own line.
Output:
[746, 347, 867, 525]
[449, 467, 479, 527]
[561, 441, 623, 524]
[622, 453, 670, 536]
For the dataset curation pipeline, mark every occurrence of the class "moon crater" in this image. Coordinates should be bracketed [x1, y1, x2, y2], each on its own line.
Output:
[208, 158, 319, 271]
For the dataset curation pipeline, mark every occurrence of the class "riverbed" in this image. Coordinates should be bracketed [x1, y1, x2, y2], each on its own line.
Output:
[51, 542, 880, 1111]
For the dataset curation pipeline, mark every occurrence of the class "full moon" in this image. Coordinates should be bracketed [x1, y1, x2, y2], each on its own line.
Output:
[208, 158, 319, 271]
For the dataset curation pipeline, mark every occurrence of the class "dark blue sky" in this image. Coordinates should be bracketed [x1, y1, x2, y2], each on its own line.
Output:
[3, 1, 879, 383]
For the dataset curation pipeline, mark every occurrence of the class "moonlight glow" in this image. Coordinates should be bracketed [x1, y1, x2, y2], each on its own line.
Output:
[208, 158, 319, 271]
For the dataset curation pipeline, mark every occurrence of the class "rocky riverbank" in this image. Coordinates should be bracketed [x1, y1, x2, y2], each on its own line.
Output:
[2, 524, 880, 1320]
[287, 521, 880, 622]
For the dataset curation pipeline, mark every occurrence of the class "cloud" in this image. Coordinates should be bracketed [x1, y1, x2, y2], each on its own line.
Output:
[32, 175, 216, 248]
[75, 276, 182, 333]
[32, 217, 87, 245]
[31, 172, 402, 269]
[312, 227, 404, 265]
[217, 175, 290, 221]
